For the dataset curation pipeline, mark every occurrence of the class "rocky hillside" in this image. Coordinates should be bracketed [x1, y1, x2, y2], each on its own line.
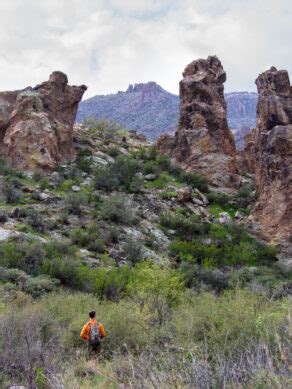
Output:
[0, 66, 290, 389]
[0, 123, 290, 388]
[77, 82, 257, 147]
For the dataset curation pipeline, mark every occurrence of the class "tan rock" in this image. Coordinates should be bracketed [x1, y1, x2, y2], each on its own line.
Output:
[0, 71, 87, 170]
[177, 186, 193, 203]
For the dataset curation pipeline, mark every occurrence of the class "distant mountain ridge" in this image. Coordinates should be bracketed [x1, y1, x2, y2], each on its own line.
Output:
[77, 82, 257, 147]
[77, 82, 179, 140]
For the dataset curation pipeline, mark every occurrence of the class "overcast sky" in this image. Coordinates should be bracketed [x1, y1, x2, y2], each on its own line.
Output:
[0, 0, 291, 98]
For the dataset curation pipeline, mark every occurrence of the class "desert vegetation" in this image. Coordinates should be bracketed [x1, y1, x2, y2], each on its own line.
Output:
[0, 125, 291, 388]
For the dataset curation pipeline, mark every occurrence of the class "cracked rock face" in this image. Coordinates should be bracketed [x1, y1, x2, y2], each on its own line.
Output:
[0, 71, 87, 170]
[251, 67, 292, 244]
[157, 56, 238, 189]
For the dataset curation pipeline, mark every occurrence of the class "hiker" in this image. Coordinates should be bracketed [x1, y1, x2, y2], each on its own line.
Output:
[80, 310, 106, 354]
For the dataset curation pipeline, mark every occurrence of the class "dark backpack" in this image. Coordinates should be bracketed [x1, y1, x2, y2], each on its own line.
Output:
[89, 321, 101, 346]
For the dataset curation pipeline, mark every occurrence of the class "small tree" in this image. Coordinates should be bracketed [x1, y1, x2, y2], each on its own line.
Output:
[128, 262, 184, 326]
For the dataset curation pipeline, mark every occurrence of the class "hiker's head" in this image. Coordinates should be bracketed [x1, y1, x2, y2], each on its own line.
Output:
[89, 310, 96, 319]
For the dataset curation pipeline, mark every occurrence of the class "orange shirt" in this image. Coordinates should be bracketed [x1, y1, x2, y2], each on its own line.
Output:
[80, 319, 106, 341]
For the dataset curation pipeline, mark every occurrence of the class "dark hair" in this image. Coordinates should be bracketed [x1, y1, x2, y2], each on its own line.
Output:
[89, 310, 96, 319]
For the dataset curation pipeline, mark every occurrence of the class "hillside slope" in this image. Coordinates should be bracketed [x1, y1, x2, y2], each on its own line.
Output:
[0, 125, 290, 388]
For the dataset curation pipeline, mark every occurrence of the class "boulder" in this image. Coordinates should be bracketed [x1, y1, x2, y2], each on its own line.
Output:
[218, 212, 231, 224]
[71, 185, 80, 192]
[0, 71, 87, 171]
[145, 173, 157, 181]
[39, 192, 50, 201]
[0, 227, 18, 240]
[177, 186, 193, 203]
[193, 188, 209, 205]
[157, 56, 238, 188]
[192, 197, 204, 206]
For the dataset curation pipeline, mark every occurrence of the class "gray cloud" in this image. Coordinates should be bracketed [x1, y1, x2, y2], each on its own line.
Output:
[0, 0, 291, 97]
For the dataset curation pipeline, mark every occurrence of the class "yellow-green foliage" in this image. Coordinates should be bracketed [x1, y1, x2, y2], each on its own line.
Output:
[173, 289, 288, 353]
[0, 287, 289, 388]
[127, 262, 183, 325]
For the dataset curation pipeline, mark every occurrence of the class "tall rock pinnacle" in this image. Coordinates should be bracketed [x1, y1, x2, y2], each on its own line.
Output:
[158, 56, 238, 189]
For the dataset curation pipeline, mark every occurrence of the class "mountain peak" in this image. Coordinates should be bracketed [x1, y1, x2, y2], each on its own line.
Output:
[126, 81, 163, 94]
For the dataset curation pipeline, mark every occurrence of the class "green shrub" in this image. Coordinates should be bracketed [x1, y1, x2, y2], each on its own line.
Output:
[235, 182, 256, 208]
[110, 155, 142, 190]
[40, 256, 81, 287]
[229, 266, 286, 290]
[83, 118, 123, 139]
[94, 266, 132, 301]
[160, 211, 209, 238]
[179, 171, 209, 192]
[104, 225, 120, 244]
[170, 240, 221, 265]
[142, 155, 171, 176]
[107, 146, 120, 158]
[88, 239, 105, 253]
[147, 145, 158, 160]
[39, 177, 50, 190]
[93, 166, 119, 191]
[70, 228, 91, 247]
[0, 157, 11, 175]
[58, 178, 75, 192]
[77, 155, 92, 173]
[25, 208, 46, 233]
[0, 238, 77, 281]
[0, 158, 24, 178]
[26, 275, 60, 297]
[0, 266, 28, 283]
[171, 224, 278, 268]
[100, 195, 136, 224]
[0, 266, 59, 297]
[173, 289, 287, 354]
[1, 180, 23, 204]
[65, 192, 88, 215]
[145, 172, 175, 189]
[0, 239, 45, 275]
[122, 238, 144, 265]
[142, 160, 160, 175]
[127, 262, 184, 325]
[32, 171, 44, 182]
[207, 191, 232, 206]
[159, 191, 177, 200]
[93, 156, 142, 193]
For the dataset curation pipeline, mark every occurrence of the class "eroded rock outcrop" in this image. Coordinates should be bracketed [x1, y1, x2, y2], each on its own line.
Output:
[250, 67, 292, 243]
[0, 71, 87, 170]
[157, 56, 238, 189]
